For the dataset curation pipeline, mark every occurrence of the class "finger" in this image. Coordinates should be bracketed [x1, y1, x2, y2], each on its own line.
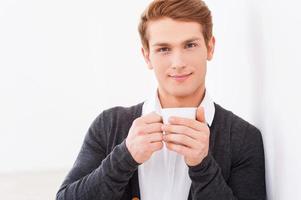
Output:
[150, 141, 163, 152]
[162, 124, 199, 140]
[165, 142, 192, 157]
[143, 122, 163, 134]
[168, 116, 205, 131]
[140, 111, 163, 124]
[163, 133, 199, 149]
[196, 106, 206, 123]
[146, 132, 163, 143]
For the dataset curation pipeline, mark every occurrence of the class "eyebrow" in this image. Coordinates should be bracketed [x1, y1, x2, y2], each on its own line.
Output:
[151, 37, 202, 47]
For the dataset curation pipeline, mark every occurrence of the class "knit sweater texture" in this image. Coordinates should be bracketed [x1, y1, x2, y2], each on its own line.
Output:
[56, 102, 266, 200]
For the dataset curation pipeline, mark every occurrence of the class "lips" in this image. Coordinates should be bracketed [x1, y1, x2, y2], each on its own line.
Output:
[169, 73, 192, 78]
[169, 73, 192, 81]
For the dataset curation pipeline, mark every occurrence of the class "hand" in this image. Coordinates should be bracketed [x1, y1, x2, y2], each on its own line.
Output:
[162, 107, 210, 166]
[126, 112, 164, 164]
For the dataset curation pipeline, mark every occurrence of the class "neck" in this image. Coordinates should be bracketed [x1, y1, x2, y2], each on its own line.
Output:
[158, 85, 206, 108]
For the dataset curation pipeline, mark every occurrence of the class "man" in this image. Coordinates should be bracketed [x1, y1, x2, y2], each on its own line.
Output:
[56, 0, 266, 199]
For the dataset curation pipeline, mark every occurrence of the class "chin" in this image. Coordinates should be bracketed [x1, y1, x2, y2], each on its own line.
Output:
[167, 87, 196, 98]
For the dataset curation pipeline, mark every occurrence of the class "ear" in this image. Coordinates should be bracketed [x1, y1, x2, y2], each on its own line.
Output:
[207, 36, 215, 61]
[141, 47, 153, 70]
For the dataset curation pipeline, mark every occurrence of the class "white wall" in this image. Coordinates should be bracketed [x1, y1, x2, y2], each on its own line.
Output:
[1, 0, 301, 199]
[0, 0, 156, 172]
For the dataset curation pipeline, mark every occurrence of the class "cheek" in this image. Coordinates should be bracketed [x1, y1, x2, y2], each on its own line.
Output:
[188, 50, 207, 68]
[151, 55, 170, 75]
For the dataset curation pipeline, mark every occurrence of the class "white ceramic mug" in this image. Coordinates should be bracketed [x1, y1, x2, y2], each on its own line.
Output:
[161, 107, 197, 126]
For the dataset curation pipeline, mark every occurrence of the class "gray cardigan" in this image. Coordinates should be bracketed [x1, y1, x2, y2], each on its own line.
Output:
[56, 102, 266, 200]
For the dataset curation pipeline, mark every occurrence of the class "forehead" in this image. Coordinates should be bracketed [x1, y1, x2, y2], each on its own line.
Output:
[147, 17, 204, 46]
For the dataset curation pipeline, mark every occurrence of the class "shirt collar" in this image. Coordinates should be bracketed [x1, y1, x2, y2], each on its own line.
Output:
[142, 88, 215, 126]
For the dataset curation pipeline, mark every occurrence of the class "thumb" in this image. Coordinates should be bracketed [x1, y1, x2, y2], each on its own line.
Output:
[196, 106, 206, 123]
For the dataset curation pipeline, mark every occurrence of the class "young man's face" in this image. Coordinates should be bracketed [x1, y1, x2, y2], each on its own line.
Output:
[142, 17, 215, 98]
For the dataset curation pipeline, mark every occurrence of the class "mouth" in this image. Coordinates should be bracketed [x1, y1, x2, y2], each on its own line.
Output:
[168, 73, 192, 82]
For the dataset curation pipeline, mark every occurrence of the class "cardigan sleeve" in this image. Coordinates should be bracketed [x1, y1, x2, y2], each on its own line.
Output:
[56, 111, 139, 200]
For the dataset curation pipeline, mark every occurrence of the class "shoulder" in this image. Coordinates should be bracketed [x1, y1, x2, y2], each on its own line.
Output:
[214, 103, 262, 138]
[102, 102, 144, 121]
[92, 102, 144, 129]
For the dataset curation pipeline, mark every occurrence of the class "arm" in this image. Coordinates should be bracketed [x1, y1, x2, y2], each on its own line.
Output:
[56, 110, 164, 200]
[56, 112, 139, 200]
[189, 124, 266, 200]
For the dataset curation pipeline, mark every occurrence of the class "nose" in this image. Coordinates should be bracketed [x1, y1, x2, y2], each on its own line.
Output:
[171, 50, 186, 70]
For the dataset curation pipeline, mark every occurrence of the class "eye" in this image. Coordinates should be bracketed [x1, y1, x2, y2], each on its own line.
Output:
[157, 47, 170, 52]
[185, 43, 198, 48]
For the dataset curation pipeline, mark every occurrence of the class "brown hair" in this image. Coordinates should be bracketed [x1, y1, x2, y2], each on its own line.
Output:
[138, 0, 213, 51]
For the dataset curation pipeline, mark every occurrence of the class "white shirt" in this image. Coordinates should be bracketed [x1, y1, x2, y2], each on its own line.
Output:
[138, 88, 215, 200]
